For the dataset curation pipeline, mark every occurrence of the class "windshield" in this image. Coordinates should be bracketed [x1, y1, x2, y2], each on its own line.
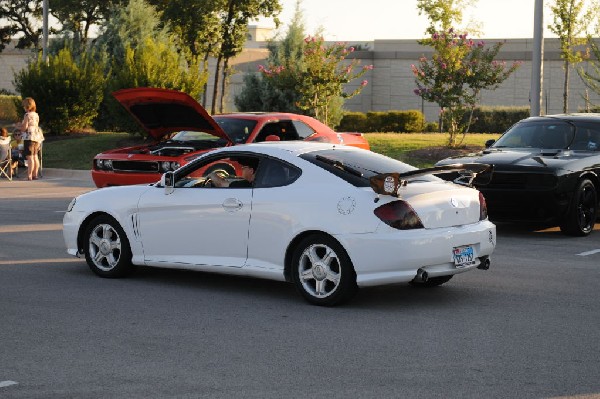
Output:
[493, 120, 575, 149]
[301, 148, 439, 187]
[171, 130, 224, 142]
[213, 117, 258, 144]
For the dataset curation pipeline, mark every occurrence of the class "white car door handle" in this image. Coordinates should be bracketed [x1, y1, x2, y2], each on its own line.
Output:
[222, 198, 243, 212]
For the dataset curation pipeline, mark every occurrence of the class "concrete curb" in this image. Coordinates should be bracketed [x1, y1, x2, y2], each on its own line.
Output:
[42, 168, 92, 180]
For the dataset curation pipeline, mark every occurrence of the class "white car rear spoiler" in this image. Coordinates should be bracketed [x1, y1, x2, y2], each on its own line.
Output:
[370, 163, 492, 197]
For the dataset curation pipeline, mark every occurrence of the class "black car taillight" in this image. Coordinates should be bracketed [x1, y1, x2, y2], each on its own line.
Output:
[374, 200, 424, 230]
[479, 192, 488, 220]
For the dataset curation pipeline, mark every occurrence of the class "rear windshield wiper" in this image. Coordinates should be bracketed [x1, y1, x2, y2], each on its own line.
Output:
[316, 155, 363, 177]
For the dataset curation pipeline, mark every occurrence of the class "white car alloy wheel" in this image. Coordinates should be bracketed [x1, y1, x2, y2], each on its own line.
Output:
[89, 223, 122, 271]
[84, 215, 134, 278]
[292, 234, 357, 306]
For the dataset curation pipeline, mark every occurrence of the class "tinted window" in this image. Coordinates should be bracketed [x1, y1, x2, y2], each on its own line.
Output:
[213, 117, 258, 144]
[300, 148, 434, 187]
[494, 120, 575, 149]
[254, 157, 301, 188]
[292, 120, 316, 139]
[254, 121, 301, 142]
[571, 122, 600, 151]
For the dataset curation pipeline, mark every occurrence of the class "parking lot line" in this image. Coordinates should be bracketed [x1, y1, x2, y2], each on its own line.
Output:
[577, 249, 600, 256]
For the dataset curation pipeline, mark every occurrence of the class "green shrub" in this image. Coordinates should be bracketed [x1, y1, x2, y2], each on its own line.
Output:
[424, 121, 439, 132]
[338, 110, 425, 132]
[336, 112, 367, 132]
[13, 48, 107, 135]
[466, 106, 530, 133]
[0, 95, 20, 122]
[578, 106, 600, 113]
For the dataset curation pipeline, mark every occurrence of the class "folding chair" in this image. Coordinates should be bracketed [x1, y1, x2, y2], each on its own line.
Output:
[38, 141, 43, 178]
[0, 141, 13, 180]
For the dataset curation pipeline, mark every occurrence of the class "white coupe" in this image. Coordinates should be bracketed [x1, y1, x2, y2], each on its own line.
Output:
[64, 142, 496, 306]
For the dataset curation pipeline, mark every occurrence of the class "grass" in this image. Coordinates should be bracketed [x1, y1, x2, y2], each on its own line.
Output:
[41, 132, 502, 170]
[366, 133, 501, 167]
[42, 132, 135, 170]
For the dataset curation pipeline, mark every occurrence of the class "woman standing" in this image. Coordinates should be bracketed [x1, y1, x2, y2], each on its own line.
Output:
[16, 97, 44, 180]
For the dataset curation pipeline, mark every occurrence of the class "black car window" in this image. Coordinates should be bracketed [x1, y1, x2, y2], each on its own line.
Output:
[494, 120, 575, 149]
[300, 148, 434, 187]
[254, 157, 301, 188]
[571, 123, 600, 151]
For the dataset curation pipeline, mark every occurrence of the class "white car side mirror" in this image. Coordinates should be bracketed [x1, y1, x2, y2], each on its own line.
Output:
[162, 171, 175, 195]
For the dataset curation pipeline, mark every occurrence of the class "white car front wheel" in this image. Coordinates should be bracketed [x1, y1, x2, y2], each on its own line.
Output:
[84, 215, 134, 278]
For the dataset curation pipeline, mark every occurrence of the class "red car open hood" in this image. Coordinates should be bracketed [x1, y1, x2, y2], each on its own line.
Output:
[112, 87, 232, 143]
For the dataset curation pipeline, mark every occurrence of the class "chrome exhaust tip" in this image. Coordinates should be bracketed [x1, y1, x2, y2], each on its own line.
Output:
[416, 268, 429, 282]
[477, 257, 490, 270]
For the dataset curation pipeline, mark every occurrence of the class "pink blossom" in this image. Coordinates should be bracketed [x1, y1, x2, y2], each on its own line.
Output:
[361, 80, 368, 87]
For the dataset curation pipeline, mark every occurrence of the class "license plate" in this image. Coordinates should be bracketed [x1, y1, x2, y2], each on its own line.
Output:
[453, 245, 475, 267]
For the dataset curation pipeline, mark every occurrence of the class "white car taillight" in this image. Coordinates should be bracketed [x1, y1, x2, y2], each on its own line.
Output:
[374, 200, 424, 230]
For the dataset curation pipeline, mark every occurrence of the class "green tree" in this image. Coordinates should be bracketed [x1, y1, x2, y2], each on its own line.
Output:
[548, 0, 599, 113]
[417, 0, 477, 35]
[578, 38, 600, 101]
[95, 0, 207, 133]
[411, 30, 520, 146]
[148, 0, 222, 106]
[261, 35, 373, 127]
[50, 0, 127, 50]
[0, 0, 43, 52]
[13, 47, 107, 134]
[235, 0, 305, 113]
[211, 0, 282, 114]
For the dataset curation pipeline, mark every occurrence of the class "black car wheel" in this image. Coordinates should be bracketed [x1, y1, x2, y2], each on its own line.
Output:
[84, 215, 134, 277]
[291, 234, 357, 306]
[560, 178, 597, 236]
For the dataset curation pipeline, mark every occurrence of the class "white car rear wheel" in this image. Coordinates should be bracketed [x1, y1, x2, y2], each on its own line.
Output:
[291, 234, 357, 306]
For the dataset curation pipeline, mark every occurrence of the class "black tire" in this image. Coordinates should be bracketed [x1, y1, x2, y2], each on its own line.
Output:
[560, 178, 597, 236]
[291, 234, 357, 306]
[83, 215, 134, 278]
[410, 275, 453, 287]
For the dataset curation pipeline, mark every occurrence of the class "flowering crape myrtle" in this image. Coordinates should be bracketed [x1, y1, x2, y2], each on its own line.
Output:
[412, 29, 520, 146]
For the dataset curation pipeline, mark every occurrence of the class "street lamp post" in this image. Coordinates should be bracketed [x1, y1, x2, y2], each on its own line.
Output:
[42, 0, 49, 63]
[530, 0, 544, 116]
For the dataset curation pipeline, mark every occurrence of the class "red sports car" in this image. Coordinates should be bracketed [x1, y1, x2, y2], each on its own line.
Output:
[92, 87, 370, 188]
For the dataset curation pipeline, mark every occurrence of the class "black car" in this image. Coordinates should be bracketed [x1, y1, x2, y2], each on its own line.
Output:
[435, 114, 600, 236]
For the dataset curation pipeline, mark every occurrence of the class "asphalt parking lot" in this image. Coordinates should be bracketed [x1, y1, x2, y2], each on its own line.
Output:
[1, 171, 599, 398]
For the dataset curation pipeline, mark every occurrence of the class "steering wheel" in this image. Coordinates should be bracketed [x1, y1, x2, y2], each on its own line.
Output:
[201, 170, 229, 187]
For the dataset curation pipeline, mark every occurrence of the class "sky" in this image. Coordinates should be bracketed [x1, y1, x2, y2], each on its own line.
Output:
[256, 0, 557, 42]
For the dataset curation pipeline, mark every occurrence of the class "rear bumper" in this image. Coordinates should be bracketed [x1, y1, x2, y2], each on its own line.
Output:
[336, 220, 496, 287]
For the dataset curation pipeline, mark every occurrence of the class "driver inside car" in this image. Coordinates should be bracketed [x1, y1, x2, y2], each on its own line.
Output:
[207, 156, 259, 188]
